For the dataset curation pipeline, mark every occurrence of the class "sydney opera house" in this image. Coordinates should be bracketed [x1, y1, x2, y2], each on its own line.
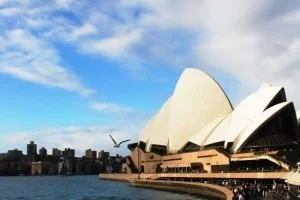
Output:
[125, 68, 300, 177]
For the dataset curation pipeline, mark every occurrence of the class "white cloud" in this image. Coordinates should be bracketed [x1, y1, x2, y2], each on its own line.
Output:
[0, 1, 50, 17]
[81, 29, 143, 58]
[24, 17, 52, 30]
[0, 7, 21, 16]
[70, 23, 98, 41]
[2, 0, 300, 157]
[191, 1, 300, 106]
[0, 29, 94, 96]
[119, 0, 300, 107]
[55, 0, 73, 9]
[89, 101, 133, 114]
[1, 0, 300, 106]
[0, 0, 9, 6]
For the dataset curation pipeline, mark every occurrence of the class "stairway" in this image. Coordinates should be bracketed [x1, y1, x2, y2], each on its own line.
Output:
[126, 156, 138, 173]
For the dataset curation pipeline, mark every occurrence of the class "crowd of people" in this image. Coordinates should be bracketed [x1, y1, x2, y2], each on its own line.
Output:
[230, 159, 287, 173]
[231, 182, 291, 200]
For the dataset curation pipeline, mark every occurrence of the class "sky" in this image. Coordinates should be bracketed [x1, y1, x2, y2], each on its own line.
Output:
[1, 0, 300, 156]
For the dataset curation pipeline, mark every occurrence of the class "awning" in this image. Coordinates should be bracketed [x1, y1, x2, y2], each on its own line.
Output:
[288, 179, 300, 185]
[161, 163, 191, 168]
[281, 171, 295, 179]
[285, 172, 300, 183]
[286, 173, 300, 185]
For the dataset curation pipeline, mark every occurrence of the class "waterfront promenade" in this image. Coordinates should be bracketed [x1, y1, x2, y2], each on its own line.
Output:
[99, 171, 288, 181]
[100, 171, 296, 199]
[99, 173, 234, 199]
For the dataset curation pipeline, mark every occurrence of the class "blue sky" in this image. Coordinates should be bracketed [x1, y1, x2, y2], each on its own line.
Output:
[1, 0, 300, 156]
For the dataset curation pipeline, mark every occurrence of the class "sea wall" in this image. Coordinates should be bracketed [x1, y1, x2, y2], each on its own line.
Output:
[99, 174, 233, 199]
[99, 172, 288, 181]
[99, 173, 155, 182]
[130, 180, 232, 200]
[157, 172, 288, 179]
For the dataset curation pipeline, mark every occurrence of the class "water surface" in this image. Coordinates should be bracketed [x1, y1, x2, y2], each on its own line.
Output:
[0, 175, 207, 200]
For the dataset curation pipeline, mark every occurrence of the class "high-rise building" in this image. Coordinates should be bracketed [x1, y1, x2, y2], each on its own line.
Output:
[39, 147, 47, 158]
[62, 148, 75, 158]
[7, 149, 23, 161]
[0, 153, 7, 161]
[27, 141, 37, 156]
[85, 149, 97, 160]
[76, 159, 84, 174]
[98, 150, 109, 160]
[92, 151, 97, 159]
[52, 148, 61, 157]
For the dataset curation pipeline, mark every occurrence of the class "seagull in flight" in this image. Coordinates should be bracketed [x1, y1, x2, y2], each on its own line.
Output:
[109, 134, 131, 148]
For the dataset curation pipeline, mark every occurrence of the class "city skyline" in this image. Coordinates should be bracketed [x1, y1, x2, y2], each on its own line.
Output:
[0, 140, 116, 158]
[1, 1, 300, 156]
[0, 140, 124, 176]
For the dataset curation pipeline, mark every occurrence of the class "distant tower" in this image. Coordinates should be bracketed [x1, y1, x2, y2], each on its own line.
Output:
[85, 149, 91, 158]
[62, 148, 75, 158]
[27, 141, 37, 162]
[7, 149, 23, 161]
[39, 147, 47, 158]
[98, 150, 109, 160]
[52, 148, 61, 157]
[27, 141, 37, 156]
[92, 151, 97, 160]
[85, 149, 97, 160]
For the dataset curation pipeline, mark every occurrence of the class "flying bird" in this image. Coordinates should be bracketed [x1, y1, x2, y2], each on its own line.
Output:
[109, 134, 131, 148]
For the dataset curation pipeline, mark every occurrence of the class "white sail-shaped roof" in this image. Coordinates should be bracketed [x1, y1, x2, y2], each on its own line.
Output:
[285, 172, 300, 183]
[138, 68, 233, 153]
[224, 86, 284, 148]
[187, 115, 227, 147]
[287, 173, 300, 185]
[139, 115, 157, 144]
[201, 114, 232, 146]
[232, 102, 292, 153]
[259, 82, 272, 90]
[296, 110, 300, 122]
[145, 97, 172, 152]
[168, 68, 233, 152]
[137, 68, 296, 155]
[281, 171, 295, 180]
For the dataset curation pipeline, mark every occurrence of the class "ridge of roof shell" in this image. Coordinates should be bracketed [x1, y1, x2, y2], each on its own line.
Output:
[201, 113, 232, 147]
[285, 172, 300, 184]
[259, 82, 272, 90]
[168, 68, 233, 152]
[224, 86, 285, 148]
[287, 173, 300, 185]
[145, 97, 172, 152]
[296, 110, 300, 122]
[187, 114, 228, 147]
[232, 101, 293, 153]
[139, 114, 157, 144]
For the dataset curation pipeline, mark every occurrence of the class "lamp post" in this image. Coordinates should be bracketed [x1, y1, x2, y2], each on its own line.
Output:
[137, 143, 140, 179]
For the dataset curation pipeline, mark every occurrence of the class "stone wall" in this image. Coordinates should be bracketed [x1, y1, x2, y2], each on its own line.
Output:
[99, 173, 155, 181]
[131, 180, 232, 200]
[99, 174, 234, 199]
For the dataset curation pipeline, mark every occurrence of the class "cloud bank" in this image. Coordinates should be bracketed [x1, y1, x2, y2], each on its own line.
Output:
[2, 0, 300, 155]
[1, 125, 140, 157]
[2, 0, 300, 105]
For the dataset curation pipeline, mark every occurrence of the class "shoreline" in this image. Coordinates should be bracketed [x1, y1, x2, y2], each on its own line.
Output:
[99, 174, 233, 200]
[0, 174, 99, 177]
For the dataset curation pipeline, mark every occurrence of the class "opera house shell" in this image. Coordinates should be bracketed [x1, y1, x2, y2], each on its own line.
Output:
[138, 68, 300, 155]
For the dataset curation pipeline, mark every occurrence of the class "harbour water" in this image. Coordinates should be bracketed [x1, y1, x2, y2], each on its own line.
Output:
[0, 175, 206, 200]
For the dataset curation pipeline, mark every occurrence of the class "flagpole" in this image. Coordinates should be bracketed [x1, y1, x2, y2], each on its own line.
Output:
[138, 143, 140, 179]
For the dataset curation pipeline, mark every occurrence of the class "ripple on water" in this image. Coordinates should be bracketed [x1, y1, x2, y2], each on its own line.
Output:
[0, 176, 206, 200]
